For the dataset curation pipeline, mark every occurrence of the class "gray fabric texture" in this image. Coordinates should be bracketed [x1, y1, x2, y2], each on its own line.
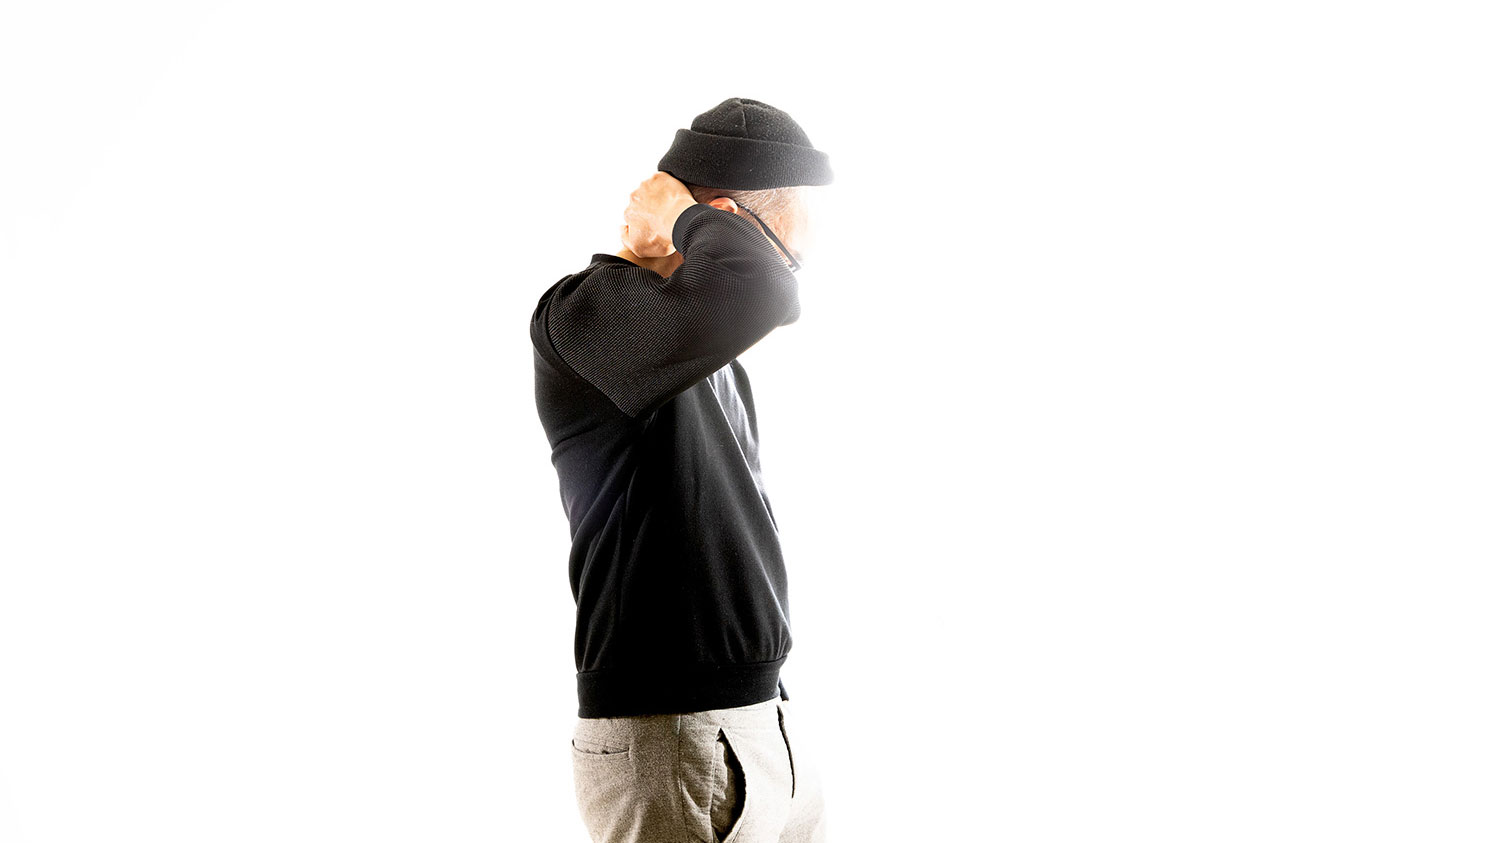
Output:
[571, 696, 825, 843]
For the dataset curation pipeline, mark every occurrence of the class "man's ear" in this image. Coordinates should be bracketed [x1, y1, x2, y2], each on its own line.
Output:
[705, 197, 739, 215]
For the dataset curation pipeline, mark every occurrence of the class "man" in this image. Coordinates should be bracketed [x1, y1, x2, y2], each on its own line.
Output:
[530, 98, 831, 843]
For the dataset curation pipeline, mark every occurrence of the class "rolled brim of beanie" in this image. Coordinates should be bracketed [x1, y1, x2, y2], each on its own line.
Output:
[658, 129, 833, 190]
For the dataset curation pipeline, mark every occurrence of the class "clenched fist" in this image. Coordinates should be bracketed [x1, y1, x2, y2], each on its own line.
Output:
[620, 172, 698, 258]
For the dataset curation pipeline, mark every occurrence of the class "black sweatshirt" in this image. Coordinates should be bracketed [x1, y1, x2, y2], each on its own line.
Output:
[530, 203, 800, 718]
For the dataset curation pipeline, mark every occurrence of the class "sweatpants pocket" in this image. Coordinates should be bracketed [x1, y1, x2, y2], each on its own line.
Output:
[710, 728, 748, 842]
[571, 720, 637, 842]
[777, 702, 797, 799]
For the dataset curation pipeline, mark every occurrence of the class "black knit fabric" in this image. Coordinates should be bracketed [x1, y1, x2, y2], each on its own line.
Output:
[658, 97, 833, 190]
[531, 203, 800, 718]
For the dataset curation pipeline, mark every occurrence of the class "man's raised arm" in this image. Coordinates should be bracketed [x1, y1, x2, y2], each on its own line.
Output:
[541, 173, 799, 418]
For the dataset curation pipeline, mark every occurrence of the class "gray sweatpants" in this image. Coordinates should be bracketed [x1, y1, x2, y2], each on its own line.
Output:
[571, 696, 826, 843]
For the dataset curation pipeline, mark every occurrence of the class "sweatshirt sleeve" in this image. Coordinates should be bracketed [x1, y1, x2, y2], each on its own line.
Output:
[544, 203, 801, 418]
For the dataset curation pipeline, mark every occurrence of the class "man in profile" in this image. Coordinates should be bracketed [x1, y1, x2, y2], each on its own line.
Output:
[530, 98, 831, 842]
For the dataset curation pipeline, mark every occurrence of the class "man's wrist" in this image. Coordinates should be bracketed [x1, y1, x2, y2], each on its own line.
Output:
[662, 198, 697, 237]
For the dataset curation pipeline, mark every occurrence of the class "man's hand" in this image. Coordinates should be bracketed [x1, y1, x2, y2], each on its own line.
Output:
[620, 172, 698, 258]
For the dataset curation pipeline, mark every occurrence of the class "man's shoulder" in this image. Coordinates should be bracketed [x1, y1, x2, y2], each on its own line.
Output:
[531, 255, 646, 417]
[532, 256, 604, 334]
[533, 254, 651, 322]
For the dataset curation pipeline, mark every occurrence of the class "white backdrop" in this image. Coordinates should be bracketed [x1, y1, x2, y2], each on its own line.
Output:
[2, 1, 1496, 841]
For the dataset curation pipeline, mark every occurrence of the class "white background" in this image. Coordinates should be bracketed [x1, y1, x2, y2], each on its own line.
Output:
[2, 1, 1496, 841]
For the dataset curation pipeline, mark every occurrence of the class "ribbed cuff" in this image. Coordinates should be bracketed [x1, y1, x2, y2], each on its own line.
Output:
[670, 202, 721, 253]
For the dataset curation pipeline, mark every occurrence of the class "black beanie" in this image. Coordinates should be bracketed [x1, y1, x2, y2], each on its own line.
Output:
[657, 98, 833, 190]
